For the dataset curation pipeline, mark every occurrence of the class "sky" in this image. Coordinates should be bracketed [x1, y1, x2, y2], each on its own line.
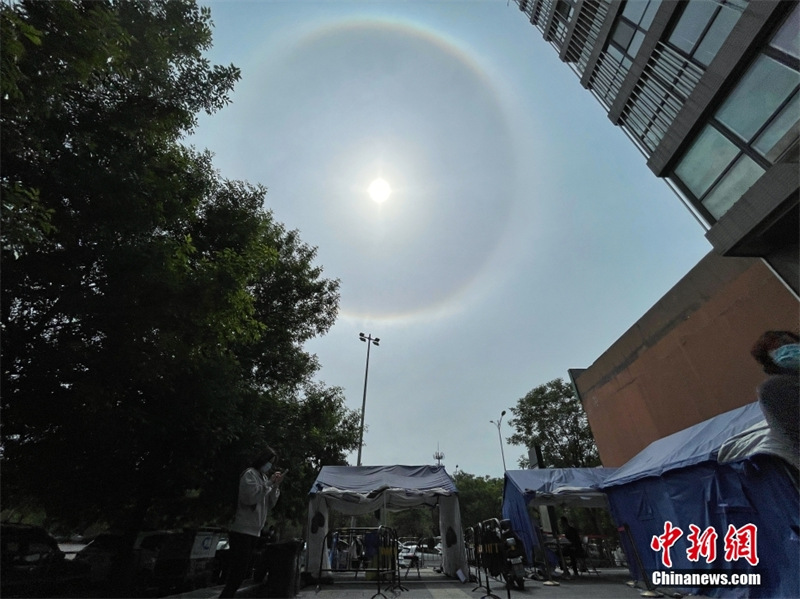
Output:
[188, 0, 712, 479]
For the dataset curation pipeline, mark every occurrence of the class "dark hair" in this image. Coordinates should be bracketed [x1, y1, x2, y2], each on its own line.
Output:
[751, 331, 799, 374]
[251, 447, 278, 470]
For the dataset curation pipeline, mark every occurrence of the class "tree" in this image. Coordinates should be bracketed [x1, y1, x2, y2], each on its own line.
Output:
[388, 508, 436, 540]
[507, 378, 600, 468]
[1, 0, 359, 538]
[452, 471, 503, 529]
[386, 471, 504, 539]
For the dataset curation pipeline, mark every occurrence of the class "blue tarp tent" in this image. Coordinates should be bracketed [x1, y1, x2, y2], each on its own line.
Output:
[501, 467, 618, 564]
[306, 465, 466, 578]
[601, 402, 799, 599]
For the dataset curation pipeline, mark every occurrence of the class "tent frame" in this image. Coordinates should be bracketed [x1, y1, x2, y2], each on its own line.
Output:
[306, 465, 467, 580]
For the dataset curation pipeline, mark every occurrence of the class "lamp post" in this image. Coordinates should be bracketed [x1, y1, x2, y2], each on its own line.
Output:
[356, 332, 379, 467]
[489, 410, 507, 471]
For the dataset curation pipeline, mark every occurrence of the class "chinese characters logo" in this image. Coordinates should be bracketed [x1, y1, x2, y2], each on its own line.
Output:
[650, 522, 758, 567]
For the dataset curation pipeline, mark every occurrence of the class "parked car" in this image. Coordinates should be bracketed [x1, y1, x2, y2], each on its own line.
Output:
[398, 544, 441, 569]
[1, 523, 90, 597]
[398, 545, 419, 567]
[74, 530, 174, 593]
[74, 528, 220, 595]
[151, 529, 221, 594]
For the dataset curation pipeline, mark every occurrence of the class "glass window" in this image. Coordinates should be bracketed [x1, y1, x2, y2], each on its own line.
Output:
[669, 1, 795, 223]
[725, 0, 748, 10]
[25, 541, 54, 563]
[669, 1, 717, 55]
[607, 44, 625, 64]
[621, 0, 647, 25]
[694, 4, 741, 66]
[674, 125, 739, 197]
[629, 30, 646, 59]
[701, 155, 765, 218]
[753, 91, 799, 162]
[554, 0, 574, 22]
[716, 54, 800, 142]
[612, 20, 635, 51]
[770, 4, 800, 59]
[640, 0, 661, 30]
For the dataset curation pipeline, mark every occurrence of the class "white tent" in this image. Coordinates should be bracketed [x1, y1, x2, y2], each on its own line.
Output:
[306, 465, 466, 578]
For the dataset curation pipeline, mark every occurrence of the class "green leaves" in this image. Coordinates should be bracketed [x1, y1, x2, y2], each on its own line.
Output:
[1, 183, 54, 258]
[1, 0, 354, 534]
[452, 472, 504, 528]
[507, 378, 600, 469]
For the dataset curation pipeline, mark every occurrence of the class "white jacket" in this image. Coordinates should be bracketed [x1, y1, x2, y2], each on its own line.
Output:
[229, 467, 280, 537]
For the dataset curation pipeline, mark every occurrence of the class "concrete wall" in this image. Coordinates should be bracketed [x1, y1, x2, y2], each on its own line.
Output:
[573, 252, 799, 466]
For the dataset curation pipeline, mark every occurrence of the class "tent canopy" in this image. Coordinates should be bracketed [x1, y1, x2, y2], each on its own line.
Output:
[501, 467, 618, 564]
[601, 402, 768, 489]
[309, 465, 457, 505]
[306, 465, 466, 578]
[504, 467, 617, 508]
[600, 403, 799, 599]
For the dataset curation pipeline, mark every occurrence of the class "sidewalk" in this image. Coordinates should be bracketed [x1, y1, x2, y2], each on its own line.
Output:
[173, 567, 655, 599]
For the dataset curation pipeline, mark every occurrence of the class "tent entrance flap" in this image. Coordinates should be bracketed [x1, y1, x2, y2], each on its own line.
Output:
[307, 465, 467, 579]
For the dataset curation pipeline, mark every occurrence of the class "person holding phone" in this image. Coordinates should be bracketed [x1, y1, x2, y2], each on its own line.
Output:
[220, 447, 285, 598]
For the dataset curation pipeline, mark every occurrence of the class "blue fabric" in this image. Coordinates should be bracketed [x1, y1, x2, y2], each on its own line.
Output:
[364, 531, 379, 559]
[309, 465, 458, 496]
[599, 402, 799, 598]
[602, 403, 766, 488]
[501, 475, 538, 564]
[504, 467, 616, 499]
[605, 456, 799, 598]
[500, 403, 799, 597]
[501, 468, 618, 564]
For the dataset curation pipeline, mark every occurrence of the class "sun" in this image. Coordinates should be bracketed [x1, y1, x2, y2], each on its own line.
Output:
[368, 178, 392, 204]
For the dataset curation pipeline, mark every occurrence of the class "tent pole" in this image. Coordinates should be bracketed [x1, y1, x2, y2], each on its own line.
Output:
[552, 517, 572, 579]
[622, 524, 662, 598]
[534, 523, 559, 586]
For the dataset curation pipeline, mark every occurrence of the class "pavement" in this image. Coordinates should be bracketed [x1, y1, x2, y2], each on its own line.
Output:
[172, 567, 667, 599]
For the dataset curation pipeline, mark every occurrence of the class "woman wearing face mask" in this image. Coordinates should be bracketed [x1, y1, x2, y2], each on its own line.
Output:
[220, 447, 284, 598]
[750, 331, 800, 452]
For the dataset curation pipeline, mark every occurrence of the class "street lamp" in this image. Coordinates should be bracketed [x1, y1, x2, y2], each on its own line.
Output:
[356, 332, 379, 467]
[489, 410, 507, 471]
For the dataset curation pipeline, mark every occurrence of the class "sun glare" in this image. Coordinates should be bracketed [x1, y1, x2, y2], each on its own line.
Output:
[368, 178, 392, 204]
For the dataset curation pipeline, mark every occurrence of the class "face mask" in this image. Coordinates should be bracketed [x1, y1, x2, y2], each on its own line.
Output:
[770, 343, 800, 371]
[260, 462, 273, 474]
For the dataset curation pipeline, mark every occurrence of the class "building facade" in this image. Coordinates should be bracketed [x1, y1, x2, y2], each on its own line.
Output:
[570, 252, 799, 466]
[513, 0, 799, 295]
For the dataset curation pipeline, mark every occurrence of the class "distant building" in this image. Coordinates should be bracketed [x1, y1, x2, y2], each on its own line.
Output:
[570, 252, 798, 466]
[512, 0, 799, 295]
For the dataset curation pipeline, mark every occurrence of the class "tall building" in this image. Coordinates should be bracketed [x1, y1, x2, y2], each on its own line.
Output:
[512, 0, 799, 295]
